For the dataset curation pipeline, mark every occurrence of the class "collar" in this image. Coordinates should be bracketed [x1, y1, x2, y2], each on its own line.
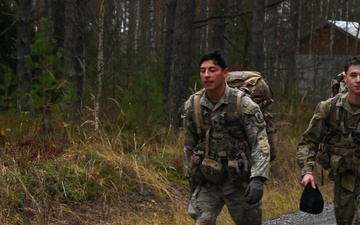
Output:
[337, 92, 360, 114]
[199, 83, 232, 110]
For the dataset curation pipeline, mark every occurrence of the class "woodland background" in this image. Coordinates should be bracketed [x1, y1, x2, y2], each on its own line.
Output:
[0, 0, 358, 224]
[2, 0, 360, 126]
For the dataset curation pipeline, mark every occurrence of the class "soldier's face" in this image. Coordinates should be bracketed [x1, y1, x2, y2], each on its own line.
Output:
[344, 65, 360, 95]
[200, 60, 228, 91]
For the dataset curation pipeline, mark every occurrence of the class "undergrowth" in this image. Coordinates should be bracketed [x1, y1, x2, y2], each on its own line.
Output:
[0, 99, 335, 224]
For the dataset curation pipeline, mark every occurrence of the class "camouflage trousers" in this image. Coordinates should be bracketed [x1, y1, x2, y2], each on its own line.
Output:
[188, 178, 262, 225]
[334, 171, 360, 225]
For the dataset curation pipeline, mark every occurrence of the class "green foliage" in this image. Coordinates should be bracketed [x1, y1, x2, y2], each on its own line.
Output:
[0, 0, 17, 111]
[26, 31, 67, 112]
[122, 70, 166, 128]
[0, 0, 16, 67]
[0, 67, 17, 110]
[88, 51, 167, 134]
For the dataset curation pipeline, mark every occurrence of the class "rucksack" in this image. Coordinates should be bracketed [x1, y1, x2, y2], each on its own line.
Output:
[193, 71, 278, 162]
[328, 72, 348, 134]
[318, 72, 349, 183]
[327, 72, 351, 137]
[330, 72, 347, 97]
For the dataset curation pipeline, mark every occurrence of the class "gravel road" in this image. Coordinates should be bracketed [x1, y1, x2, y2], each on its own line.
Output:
[263, 204, 336, 225]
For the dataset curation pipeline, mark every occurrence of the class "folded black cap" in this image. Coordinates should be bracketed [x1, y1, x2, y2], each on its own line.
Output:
[299, 183, 324, 214]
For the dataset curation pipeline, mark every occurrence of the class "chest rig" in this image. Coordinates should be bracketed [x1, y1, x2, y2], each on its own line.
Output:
[192, 89, 250, 161]
[320, 94, 360, 191]
[326, 95, 360, 147]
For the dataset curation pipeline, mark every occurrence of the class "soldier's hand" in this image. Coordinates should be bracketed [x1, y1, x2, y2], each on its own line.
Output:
[244, 177, 266, 204]
[301, 174, 316, 188]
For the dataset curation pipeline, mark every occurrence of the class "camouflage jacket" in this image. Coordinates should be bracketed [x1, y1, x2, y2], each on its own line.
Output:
[297, 92, 360, 176]
[182, 84, 270, 179]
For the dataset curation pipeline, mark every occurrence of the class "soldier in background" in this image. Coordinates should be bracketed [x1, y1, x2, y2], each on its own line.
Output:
[182, 49, 270, 225]
[296, 57, 360, 225]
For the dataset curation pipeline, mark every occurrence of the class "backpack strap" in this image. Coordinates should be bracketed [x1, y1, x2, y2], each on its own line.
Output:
[327, 94, 347, 135]
[193, 90, 204, 138]
[193, 89, 244, 138]
[243, 76, 260, 87]
[236, 90, 244, 118]
[205, 128, 210, 157]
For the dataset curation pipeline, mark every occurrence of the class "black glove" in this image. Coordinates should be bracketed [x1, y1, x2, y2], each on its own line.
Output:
[244, 177, 266, 204]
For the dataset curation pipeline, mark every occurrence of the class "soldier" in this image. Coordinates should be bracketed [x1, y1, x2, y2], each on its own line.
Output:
[182, 49, 270, 225]
[296, 57, 360, 225]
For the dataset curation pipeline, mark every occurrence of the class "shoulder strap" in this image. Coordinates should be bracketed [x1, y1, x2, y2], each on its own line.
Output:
[327, 95, 338, 126]
[194, 89, 244, 138]
[236, 90, 244, 118]
[193, 90, 203, 138]
[205, 129, 210, 157]
[328, 94, 346, 135]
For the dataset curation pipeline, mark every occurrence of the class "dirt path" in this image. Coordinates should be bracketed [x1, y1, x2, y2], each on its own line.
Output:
[263, 204, 336, 225]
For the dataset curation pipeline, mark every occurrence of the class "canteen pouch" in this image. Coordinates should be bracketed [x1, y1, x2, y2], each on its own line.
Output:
[352, 150, 360, 176]
[330, 155, 343, 173]
[330, 155, 351, 173]
[188, 154, 205, 186]
[341, 171, 356, 192]
[200, 157, 224, 184]
[316, 150, 331, 170]
[227, 159, 249, 184]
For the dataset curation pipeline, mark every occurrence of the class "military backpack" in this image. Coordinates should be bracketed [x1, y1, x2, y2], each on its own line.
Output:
[192, 71, 278, 162]
[330, 72, 347, 97]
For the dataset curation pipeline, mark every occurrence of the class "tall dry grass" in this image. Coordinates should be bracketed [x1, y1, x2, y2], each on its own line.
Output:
[0, 99, 335, 224]
[0, 114, 189, 224]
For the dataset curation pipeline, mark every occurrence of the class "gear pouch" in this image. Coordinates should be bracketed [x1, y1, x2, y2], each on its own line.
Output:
[188, 154, 205, 185]
[227, 159, 249, 184]
[316, 151, 331, 170]
[330, 155, 343, 172]
[200, 157, 224, 184]
[352, 154, 360, 176]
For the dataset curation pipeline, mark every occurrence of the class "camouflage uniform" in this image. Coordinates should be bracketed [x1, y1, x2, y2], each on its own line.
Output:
[297, 92, 360, 225]
[183, 84, 270, 225]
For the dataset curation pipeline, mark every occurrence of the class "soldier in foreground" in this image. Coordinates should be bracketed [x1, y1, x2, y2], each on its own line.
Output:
[182, 49, 270, 224]
[296, 57, 360, 225]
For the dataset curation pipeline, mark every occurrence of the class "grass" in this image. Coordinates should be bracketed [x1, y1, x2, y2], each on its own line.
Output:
[0, 100, 335, 224]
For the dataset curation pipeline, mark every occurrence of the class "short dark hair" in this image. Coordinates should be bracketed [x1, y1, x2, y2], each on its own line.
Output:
[344, 57, 360, 74]
[199, 49, 228, 70]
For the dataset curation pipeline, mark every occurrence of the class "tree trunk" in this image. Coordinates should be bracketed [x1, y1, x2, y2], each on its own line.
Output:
[53, 0, 65, 58]
[163, 0, 176, 107]
[194, 0, 208, 53]
[103, 0, 114, 98]
[251, 0, 265, 72]
[95, 0, 104, 132]
[264, 0, 279, 84]
[207, 0, 228, 50]
[16, 0, 33, 113]
[169, 0, 195, 126]
[284, 0, 299, 98]
[138, 0, 149, 56]
[64, 0, 85, 121]
[127, 0, 136, 53]
[149, 0, 157, 63]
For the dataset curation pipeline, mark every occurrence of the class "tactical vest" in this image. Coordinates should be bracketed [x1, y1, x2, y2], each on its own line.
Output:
[325, 94, 360, 146]
[320, 94, 360, 179]
[189, 88, 253, 185]
[191, 88, 251, 162]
